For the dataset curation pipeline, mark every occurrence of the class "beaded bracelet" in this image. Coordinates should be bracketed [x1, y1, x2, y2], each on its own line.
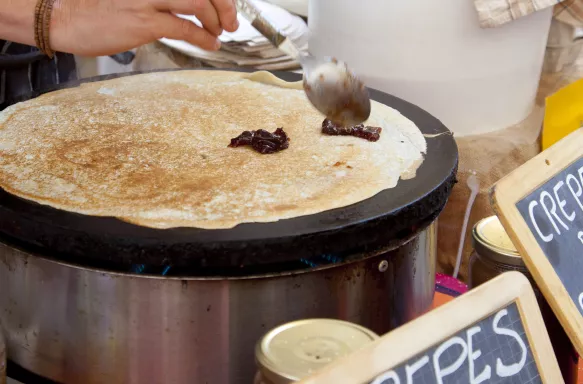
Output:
[34, 0, 55, 58]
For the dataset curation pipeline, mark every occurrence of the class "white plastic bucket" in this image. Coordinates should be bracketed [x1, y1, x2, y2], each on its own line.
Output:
[308, 0, 553, 136]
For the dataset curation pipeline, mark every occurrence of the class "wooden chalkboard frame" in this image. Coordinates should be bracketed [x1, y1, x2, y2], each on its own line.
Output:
[298, 272, 562, 384]
[491, 128, 583, 356]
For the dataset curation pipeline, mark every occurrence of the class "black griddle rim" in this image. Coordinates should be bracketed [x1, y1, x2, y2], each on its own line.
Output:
[0, 68, 458, 268]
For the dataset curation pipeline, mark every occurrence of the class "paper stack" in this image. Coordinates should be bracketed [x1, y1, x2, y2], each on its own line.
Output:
[159, 0, 309, 70]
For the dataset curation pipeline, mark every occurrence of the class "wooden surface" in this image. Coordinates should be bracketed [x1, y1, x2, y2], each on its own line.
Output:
[298, 272, 563, 384]
[491, 128, 583, 357]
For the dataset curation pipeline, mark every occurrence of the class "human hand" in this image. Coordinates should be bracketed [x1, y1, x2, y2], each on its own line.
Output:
[52, 0, 239, 55]
[0, 0, 239, 56]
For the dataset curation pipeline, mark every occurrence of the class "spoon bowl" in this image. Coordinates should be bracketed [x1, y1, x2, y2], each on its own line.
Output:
[301, 55, 371, 126]
[236, 0, 371, 126]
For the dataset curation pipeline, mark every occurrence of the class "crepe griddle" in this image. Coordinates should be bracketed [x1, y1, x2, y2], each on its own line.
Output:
[0, 69, 457, 272]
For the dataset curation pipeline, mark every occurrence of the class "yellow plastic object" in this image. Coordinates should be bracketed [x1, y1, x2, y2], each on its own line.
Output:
[542, 77, 583, 150]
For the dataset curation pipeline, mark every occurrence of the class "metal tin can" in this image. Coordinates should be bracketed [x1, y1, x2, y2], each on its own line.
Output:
[468, 215, 578, 384]
[254, 319, 379, 384]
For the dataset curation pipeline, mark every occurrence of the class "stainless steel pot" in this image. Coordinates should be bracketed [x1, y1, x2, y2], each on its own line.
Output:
[0, 222, 436, 384]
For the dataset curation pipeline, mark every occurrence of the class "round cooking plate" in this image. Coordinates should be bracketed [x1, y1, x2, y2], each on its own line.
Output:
[0, 69, 457, 270]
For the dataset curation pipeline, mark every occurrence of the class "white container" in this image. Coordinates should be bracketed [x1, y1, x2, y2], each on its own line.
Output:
[308, 0, 553, 136]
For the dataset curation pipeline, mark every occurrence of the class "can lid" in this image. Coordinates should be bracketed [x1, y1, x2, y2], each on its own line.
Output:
[472, 216, 523, 266]
[255, 319, 379, 383]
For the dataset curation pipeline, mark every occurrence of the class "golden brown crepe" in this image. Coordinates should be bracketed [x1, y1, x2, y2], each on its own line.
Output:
[0, 70, 426, 229]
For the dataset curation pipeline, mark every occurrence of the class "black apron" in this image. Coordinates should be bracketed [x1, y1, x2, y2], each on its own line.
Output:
[0, 40, 78, 110]
[0, 42, 135, 110]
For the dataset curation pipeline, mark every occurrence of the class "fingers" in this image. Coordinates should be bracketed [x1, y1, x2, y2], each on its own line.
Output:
[155, 0, 238, 36]
[155, 14, 222, 51]
[165, 0, 223, 36]
[210, 0, 239, 32]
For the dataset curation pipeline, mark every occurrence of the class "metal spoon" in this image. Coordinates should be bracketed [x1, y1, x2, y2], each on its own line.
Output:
[235, 0, 371, 126]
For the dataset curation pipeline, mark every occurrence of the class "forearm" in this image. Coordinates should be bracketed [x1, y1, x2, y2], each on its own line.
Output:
[0, 0, 36, 46]
[0, 0, 234, 56]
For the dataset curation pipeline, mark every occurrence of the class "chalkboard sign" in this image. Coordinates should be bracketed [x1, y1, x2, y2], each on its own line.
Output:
[491, 128, 583, 356]
[298, 272, 562, 384]
[516, 156, 583, 316]
[369, 303, 537, 384]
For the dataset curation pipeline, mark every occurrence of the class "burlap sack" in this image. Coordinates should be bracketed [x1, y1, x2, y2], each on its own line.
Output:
[437, 25, 583, 282]
[436, 107, 544, 282]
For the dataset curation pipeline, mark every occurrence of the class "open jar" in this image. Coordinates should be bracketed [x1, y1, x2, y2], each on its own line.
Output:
[469, 216, 532, 288]
[469, 215, 578, 383]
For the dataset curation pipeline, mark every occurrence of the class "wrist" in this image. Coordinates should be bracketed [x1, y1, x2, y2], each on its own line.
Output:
[48, 0, 70, 54]
[0, 0, 37, 46]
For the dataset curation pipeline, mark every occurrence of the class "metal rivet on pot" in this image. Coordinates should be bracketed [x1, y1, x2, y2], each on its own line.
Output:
[378, 260, 388, 272]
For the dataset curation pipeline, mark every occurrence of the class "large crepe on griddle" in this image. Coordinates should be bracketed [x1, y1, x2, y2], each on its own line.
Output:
[0, 70, 426, 229]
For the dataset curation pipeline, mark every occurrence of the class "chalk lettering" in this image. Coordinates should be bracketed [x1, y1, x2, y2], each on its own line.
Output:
[579, 231, 583, 245]
[579, 292, 583, 312]
[566, 174, 583, 213]
[541, 190, 569, 235]
[529, 201, 553, 242]
[433, 336, 468, 384]
[554, 181, 576, 221]
[579, 166, 583, 191]
[371, 370, 400, 384]
[467, 326, 491, 384]
[493, 309, 527, 377]
[405, 356, 429, 383]
[368, 304, 535, 384]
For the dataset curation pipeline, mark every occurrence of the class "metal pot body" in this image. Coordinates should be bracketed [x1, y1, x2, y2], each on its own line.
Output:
[0, 223, 436, 384]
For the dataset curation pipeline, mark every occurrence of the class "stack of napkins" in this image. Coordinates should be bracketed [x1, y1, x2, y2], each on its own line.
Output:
[159, 0, 309, 70]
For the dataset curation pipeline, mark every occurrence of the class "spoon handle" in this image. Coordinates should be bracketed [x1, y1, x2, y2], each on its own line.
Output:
[235, 0, 300, 59]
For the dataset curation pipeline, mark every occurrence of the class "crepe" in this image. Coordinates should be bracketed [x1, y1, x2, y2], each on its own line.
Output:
[0, 70, 426, 229]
